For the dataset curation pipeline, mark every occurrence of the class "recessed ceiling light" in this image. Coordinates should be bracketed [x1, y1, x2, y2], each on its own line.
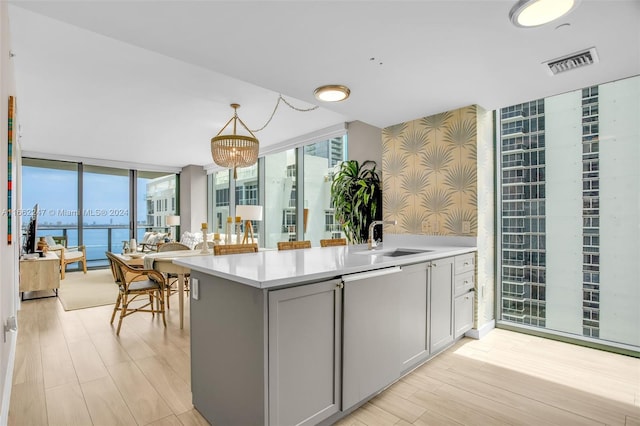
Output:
[509, 0, 580, 28]
[314, 85, 351, 102]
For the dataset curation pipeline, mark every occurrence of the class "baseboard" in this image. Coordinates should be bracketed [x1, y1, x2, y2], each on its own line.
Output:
[465, 319, 495, 340]
[0, 328, 17, 425]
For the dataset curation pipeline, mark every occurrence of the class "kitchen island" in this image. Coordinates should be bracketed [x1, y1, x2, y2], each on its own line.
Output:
[175, 241, 477, 426]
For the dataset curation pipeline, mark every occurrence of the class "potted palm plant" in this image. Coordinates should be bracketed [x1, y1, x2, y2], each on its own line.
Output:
[330, 160, 382, 244]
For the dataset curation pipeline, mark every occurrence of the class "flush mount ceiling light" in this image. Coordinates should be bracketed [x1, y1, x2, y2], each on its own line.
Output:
[314, 85, 351, 102]
[211, 103, 259, 180]
[509, 0, 580, 28]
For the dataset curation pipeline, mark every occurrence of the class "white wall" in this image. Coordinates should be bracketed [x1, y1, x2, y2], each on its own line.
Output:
[0, 2, 19, 422]
[476, 106, 495, 329]
[544, 91, 584, 335]
[180, 164, 207, 233]
[347, 120, 382, 170]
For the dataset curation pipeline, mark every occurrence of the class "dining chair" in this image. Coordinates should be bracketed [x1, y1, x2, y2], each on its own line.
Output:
[105, 251, 166, 335]
[156, 241, 191, 308]
[194, 241, 216, 250]
[213, 243, 258, 256]
[277, 240, 312, 250]
[47, 235, 87, 280]
[320, 238, 347, 247]
[157, 242, 190, 252]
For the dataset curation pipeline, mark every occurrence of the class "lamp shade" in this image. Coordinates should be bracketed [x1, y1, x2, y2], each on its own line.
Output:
[236, 205, 263, 221]
[211, 104, 259, 179]
[166, 215, 181, 226]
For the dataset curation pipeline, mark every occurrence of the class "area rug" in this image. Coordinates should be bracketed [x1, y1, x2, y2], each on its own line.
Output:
[58, 269, 118, 311]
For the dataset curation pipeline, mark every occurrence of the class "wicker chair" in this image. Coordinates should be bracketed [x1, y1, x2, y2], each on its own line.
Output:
[194, 241, 216, 250]
[157, 242, 190, 252]
[277, 240, 312, 250]
[320, 238, 347, 247]
[213, 244, 258, 256]
[157, 242, 191, 308]
[49, 236, 87, 280]
[106, 252, 166, 335]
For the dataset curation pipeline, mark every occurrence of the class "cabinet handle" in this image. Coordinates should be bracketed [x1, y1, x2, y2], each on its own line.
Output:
[432, 263, 437, 267]
[464, 280, 469, 284]
[464, 261, 470, 266]
[342, 266, 401, 282]
[337, 282, 344, 289]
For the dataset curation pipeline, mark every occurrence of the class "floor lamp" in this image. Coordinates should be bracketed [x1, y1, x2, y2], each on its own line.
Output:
[166, 215, 181, 242]
[235, 205, 262, 244]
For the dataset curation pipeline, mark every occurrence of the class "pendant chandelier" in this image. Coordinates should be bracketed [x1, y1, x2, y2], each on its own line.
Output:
[211, 103, 259, 179]
[210, 94, 333, 178]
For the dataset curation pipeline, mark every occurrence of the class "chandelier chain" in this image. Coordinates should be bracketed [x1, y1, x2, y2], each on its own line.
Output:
[250, 94, 319, 133]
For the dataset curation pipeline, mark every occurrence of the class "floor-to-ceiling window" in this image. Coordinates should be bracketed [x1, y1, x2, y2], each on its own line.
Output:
[497, 75, 639, 351]
[207, 134, 348, 249]
[208, 170, 231, 234]
[21, 159, 79, 258]
[83, 165, 129, 267]
[303, 137, 346, 244]
[137, 171, 178, 241]
[264, 149, 297, 248]
[22, 159, 178, 269]
[235, 164, 259, 239]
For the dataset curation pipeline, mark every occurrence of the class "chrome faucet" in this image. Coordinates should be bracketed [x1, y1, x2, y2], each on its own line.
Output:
[368, 220, 397, 250]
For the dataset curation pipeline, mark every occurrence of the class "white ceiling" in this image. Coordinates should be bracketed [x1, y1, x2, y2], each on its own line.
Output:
[8, 1, 640, 170]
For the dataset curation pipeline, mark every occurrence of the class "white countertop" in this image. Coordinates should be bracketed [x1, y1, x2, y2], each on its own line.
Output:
[173, 242, 476, 289]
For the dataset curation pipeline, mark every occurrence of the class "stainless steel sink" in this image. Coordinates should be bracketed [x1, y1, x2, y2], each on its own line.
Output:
[351, 248, 434, 256]
[382, 249, 433, 257]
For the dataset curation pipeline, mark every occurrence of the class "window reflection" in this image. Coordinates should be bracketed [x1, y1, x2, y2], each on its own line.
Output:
[303, 137, 346, 244]
[137, 171, 177, 242]
[264, 150, 296, 248]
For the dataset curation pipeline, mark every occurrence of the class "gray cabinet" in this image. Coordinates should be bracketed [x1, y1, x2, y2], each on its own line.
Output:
[268, 279, 342, 426]
[455, 291, 475, 337]
[190, 273, 341, 426]
[342, 267, 403, 409]
[454, 253, 476, 338]
[396, 263, 429, 371]
[429, 257, 455, 354]
[190, 250, 477, 426]
[342, 264, 429, 409]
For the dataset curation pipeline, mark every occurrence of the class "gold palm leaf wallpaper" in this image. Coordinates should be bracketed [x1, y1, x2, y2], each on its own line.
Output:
[382, 105, 479, 236]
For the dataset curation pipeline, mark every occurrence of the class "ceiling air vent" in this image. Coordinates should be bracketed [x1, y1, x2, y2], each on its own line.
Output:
[543, 47, 599, 75]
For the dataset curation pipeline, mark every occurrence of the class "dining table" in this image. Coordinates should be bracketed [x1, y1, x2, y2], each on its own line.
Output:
[120, 249, 212, 329]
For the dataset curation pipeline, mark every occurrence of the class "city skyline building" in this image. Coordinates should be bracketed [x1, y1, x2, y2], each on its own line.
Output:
[498, 76, 639, 349]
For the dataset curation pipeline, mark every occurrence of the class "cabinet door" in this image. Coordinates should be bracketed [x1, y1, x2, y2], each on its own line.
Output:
[342, 267, 404, 410]
[429, 257, 454, 354]
[455, 291, 475, 338]
[268, 279, 342, 426]
[396, 263, 429, 371]
[19, 257, 60, 292]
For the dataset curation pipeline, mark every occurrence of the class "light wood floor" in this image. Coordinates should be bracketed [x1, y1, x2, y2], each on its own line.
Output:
[9, 274, 640, 426]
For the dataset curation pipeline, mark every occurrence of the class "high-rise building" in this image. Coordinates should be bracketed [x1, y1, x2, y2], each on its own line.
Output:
[499, 99, 547, 328]
[498, 76, 639, 349]
[581, 86, 601, 338]
[145, 174, 177, 229]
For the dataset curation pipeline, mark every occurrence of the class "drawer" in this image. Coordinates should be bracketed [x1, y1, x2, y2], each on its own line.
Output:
[454, 271, 475, 297]
[455, 253, 475, 275]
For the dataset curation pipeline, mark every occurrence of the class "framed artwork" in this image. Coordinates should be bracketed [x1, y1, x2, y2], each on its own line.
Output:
[7, 96, 14, 245]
